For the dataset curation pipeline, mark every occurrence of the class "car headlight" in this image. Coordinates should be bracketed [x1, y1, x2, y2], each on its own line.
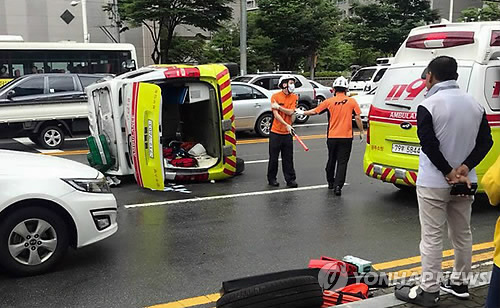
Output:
[63, 178, 111, 193]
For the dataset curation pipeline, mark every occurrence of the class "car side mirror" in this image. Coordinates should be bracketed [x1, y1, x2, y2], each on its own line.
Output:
[6, 90, 15, 99]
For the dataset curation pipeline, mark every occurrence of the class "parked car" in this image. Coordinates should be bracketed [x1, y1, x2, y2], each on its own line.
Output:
[0, 150, 117, 276]
[353, 87, 377, 123]
[0, 73, 106, 149]
[308, 80, 334, 102]
[349, 66, 388, 95]
[232, 73, 317, 123]
[232, 82, 273, 137]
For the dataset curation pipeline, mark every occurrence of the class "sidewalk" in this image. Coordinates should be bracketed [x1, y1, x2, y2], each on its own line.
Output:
[335, 263, 493, 308]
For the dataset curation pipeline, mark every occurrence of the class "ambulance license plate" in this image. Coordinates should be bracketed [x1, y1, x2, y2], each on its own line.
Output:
[392, 144, 421, 156]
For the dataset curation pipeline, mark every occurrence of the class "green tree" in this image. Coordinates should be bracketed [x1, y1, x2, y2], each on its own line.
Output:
[166, 36, 208, 64]
[317, 37, 356, 72]
[460, 1, 500, 22]
[116, 0, 232, 63]
[344, 0, 439, 56]
[255, 0, 339, 71]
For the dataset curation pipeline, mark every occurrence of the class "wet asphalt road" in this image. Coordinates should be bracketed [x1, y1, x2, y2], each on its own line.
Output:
[0, 116, 499, 308]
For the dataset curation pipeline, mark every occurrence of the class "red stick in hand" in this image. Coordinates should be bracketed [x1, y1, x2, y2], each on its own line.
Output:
[291, 130, 309, 152]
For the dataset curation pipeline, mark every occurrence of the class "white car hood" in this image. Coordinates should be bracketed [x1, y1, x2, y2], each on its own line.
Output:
[355, 94, 375, 105]
[0, 150, 99, 179]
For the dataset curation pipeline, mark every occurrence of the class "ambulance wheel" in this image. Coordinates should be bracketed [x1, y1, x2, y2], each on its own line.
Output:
[394, 184, 416, 192]
[255, 113, 272, 137]
[235, 158, 245, 176]
[38, 126, 65, 149]
[216, 276, 323, 308]
[0, 206, 69, 277]
[295, 103, 310, 124]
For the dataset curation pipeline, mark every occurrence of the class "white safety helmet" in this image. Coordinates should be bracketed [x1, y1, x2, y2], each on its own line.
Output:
[332, 76, 349, 89]
[278, 74, 295, 89]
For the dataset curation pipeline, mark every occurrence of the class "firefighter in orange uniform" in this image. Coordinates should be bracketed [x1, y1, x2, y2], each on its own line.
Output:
[268, 75, 299, 188]
[302, 77, 365, 195]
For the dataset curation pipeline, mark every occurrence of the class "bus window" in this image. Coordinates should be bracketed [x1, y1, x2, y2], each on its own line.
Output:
[12, 64, 24, 77]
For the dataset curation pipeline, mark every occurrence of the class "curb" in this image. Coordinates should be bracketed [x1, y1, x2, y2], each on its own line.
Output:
[333, 271, 492, 308]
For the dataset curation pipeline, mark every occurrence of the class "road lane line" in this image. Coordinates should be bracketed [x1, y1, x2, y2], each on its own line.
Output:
[146, 247, 494, 308]
[35, 132, 357, 156]
[374, 241, 494, 270]
[42, 149, 88, 156]
[294, 123, 328, 127]
[245, 158, 281, 164]
[390, 250, 494, 280]
[125, 184, 337, 208]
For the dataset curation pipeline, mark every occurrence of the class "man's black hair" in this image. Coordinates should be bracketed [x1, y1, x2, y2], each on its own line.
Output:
[427, 56, 458, 82]
[334, 86, 347, 93]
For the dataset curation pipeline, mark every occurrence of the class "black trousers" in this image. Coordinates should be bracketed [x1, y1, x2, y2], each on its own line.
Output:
[267, 132, 296, 183]
[326, 138, 353, 188]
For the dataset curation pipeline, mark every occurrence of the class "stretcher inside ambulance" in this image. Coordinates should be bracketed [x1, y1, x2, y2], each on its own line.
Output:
[85, 64, 242, 191]
[364, 22, 500, 190]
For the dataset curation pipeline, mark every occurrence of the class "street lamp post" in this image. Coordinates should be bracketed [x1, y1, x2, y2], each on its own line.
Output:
[449, 0, 454, 22]
[240, 0, 247, 76]
[71, 0, 89, 43]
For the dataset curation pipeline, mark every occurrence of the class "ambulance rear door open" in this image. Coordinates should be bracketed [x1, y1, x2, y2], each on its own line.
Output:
[122, 81, 165, 191]
[87, 80, 133, 176]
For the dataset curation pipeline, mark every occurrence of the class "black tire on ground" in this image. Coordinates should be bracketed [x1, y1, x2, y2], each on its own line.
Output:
[255, 113, 273, 137]
[38, 125, 65, 149]
[317, 96, 326, 103]
[216, 276, 323, 308]
[0, 206, 70, 277]
[235, 158, 245, 176]
[294, 103, 310, 124]
[394, 184, 416, 192]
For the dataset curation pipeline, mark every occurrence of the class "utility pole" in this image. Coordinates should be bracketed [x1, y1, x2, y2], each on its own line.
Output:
[82, 0, 89, 43]
[449, 0, 454, 22]
[113, 0, 121, 43]
[240, 0, 247, 75]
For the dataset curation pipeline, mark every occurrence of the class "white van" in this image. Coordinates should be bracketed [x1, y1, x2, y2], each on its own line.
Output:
[349, 65, 389, 95]
[364, 22, 500, 190]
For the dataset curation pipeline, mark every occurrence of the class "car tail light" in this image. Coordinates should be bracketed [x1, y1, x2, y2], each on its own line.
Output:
[367, 105, 373, 144]
[164, 67, 200, 78]
[491, 31, 500, 46]
[330, 88, 334, 94]
[313, 88, 317, 100]
[406, 31, 474, 49]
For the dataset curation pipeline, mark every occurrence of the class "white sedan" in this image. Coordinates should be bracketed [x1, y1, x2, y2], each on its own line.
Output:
[0, 150, 117, 276]
[232, 82, 273, 137]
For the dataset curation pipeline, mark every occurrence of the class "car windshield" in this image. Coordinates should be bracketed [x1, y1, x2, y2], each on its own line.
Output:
[233, 76, 253, 83]
[351, 69, 376, 82]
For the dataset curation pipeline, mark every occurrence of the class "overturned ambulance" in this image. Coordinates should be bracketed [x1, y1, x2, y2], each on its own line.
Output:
[85, 64, 244, 191]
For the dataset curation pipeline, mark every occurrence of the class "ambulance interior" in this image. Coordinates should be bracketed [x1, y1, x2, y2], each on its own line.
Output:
[159, 81, 221, 171]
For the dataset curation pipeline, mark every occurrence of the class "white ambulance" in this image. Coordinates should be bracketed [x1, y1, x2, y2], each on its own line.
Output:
[364, 22, 500, 190]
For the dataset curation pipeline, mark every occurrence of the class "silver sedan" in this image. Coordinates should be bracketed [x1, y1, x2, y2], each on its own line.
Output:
[309, 80, 334, 102]
[232, 82, 273, 137]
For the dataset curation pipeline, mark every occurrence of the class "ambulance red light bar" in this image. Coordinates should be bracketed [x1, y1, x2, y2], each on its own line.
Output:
[164, 67, 201, 78]
[490, 31, 500, 46]
[406, 31, 474, 49]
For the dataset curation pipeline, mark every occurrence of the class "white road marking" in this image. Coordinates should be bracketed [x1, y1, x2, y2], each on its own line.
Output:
[245, 158, 281, 164]
[124, 183, 349, 209]
[294, 123, 328, 127]
[13, 137, 35, 146]
[37, 149, 64, 154]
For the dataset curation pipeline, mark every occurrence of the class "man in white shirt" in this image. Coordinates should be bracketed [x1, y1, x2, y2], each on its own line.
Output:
[395, 56, 493, 307]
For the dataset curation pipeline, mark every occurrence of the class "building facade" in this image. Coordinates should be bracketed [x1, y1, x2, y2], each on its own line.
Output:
[0, 0, 241, 67]
[431, 0, 483, 22]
